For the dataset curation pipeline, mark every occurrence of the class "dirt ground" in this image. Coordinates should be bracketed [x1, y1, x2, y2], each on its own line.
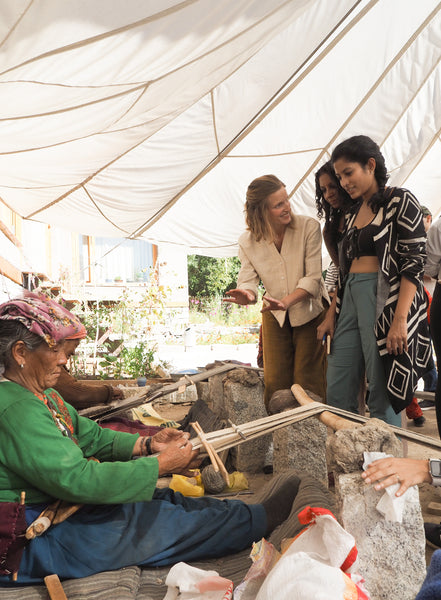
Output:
[153, 398, 441, 567]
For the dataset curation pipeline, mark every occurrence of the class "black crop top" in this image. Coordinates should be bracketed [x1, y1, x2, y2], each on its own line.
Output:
[339, 221, 381, 271]
[356, 222, 380, 257]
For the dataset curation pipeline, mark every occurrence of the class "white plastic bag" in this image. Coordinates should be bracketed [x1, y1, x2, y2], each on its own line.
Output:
[253, 507, 370, 600]
[256, 551, 369, 600]
[163, 562, 233, 600]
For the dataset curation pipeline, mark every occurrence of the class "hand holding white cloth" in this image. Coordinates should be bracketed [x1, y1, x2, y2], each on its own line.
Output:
[363, 452, 409, 523]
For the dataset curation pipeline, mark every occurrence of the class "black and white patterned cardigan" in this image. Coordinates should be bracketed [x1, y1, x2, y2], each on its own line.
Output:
[336, 187, 430, 413]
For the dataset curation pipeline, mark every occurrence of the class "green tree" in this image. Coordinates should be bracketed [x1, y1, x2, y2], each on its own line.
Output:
[187, 255, 241, 298]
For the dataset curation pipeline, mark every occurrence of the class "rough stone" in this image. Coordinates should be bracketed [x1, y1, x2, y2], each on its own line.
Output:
[335, 472, 426, 600]
[195, 381, 210, 405]
[267, 388, 297, 415]
[223, 368, 270, 473]
[209, 373, 228, 420]
[273, 418, 328, 487]
[326, 418, 403, 473]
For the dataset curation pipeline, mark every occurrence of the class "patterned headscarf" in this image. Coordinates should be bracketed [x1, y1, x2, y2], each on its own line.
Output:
[0, 293, 86, 348]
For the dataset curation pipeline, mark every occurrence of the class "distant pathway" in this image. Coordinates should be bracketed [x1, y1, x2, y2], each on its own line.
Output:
[156, 342, 258, 372]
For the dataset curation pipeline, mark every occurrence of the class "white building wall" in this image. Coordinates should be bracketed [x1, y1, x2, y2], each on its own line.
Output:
[157, 244, 189, 332]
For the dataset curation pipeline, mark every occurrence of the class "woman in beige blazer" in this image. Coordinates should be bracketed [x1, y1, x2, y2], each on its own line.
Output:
[225, 174, 327, 409]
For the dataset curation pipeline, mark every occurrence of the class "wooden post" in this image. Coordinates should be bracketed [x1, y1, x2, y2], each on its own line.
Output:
[44, 574, 68, 600]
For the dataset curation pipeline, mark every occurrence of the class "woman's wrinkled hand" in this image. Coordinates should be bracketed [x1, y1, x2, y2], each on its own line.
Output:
[154, 429, 201, 476]
[361, 457, 431, 497]
[261, 295, 286, 312]
[223, 289, 255, 306]
[386, 316, 408, 355]
[151, 428, 190, 453]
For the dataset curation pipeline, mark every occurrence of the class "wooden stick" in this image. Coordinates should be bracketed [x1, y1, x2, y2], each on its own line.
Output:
[44, 574, 69, 600]
[291, 384, 355, 431]
[79, 362, 240, 419]
[52, 502, 83, 525]
[191, 421, 230, 485]
[191, 421, 219, 471]
[26, 500, 61, 539]
[26, 499, 83, 539]
[182, 404, 326, 456]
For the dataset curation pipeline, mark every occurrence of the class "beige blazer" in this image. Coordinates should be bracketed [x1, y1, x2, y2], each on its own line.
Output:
[237, 215, 328, 327]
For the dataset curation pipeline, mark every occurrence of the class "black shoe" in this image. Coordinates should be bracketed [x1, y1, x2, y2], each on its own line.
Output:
[419, 400, 436, 410]
[413, 416, 426, 427]
[425, 522, 441, 549]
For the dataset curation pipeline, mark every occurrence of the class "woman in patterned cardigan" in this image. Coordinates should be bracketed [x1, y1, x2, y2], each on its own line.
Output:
[318, 135, 429, 426]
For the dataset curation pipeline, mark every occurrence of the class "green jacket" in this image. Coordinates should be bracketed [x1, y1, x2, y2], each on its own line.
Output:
[0, 381, 158, 504]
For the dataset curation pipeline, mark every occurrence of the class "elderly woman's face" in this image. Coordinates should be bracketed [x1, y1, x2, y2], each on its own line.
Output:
[23, 342, 68, 392]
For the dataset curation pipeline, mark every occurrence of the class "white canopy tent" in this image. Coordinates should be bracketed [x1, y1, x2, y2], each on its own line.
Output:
[0, 0, 440, 257]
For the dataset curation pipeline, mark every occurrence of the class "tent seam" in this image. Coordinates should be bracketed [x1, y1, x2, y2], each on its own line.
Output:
[211, 90, 220, 156]
[0, 0, 198, 77]
[0, 0, 33, 50]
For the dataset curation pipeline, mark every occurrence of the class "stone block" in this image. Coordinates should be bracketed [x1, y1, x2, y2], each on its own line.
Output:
[223, 368, 270, 473]
[209, 374, 228, 420]
[327, 418, 403, 474]
[273, 418, 328, 487]
[335, 472, 426, 600]
[195, 381, 211, 404]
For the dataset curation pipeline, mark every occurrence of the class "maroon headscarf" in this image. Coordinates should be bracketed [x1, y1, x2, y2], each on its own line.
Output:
[0, 293, 86, 348]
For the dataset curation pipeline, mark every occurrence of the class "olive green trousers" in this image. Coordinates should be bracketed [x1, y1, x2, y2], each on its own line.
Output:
[261, 309, 327, 409]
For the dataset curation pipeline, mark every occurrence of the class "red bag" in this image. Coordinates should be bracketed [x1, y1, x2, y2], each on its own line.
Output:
[0, 501, 27, 577]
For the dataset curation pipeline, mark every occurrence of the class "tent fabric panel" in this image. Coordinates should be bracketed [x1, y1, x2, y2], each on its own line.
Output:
[0, 0, 440, 256]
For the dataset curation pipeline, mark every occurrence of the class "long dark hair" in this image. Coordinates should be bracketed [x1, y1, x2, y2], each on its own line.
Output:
[315, 161, 353, 222]
[331, 135, 388, 213]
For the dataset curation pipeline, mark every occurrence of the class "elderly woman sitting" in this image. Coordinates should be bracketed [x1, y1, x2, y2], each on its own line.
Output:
[0, 293, 316, 586]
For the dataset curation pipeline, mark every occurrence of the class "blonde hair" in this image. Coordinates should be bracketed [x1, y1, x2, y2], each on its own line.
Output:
[245, 174, 290, 241]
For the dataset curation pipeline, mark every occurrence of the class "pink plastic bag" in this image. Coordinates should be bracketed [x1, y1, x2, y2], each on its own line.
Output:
[163, 562, 233, 600]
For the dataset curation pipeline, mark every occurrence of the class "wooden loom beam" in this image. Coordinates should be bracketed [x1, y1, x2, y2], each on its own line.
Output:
[189, 401, 441, 456]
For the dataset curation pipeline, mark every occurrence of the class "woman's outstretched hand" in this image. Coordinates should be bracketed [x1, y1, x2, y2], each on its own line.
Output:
[223, 289, 256, 305]
[261, 295, 287, 312]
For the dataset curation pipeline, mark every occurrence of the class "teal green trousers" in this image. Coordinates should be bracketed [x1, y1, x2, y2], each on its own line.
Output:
[327, 273, 401, 427]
